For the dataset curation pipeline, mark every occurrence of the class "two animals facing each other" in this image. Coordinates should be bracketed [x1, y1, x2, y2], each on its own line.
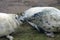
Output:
[20, 7, 60, 37]
[0, 7, 60, 40]
[0, 13, 22, 40]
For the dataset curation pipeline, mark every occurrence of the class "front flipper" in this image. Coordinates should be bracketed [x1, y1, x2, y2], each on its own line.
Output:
[27, 21, 46, 33]
[27, 21, 40, 32]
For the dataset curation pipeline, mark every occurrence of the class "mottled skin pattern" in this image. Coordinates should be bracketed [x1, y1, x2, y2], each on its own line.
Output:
[21, 7, 60, 37]
[27, 9, 60, 32]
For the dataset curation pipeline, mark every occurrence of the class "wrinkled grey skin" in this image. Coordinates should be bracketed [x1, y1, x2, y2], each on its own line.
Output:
[0, 13, 22, 40]
[20, 7, 60, 37]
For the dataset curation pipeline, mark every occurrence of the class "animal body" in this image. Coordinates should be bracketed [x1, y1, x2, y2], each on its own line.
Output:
[20, 7, 60, 37]
[0, 13, 22, 40]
